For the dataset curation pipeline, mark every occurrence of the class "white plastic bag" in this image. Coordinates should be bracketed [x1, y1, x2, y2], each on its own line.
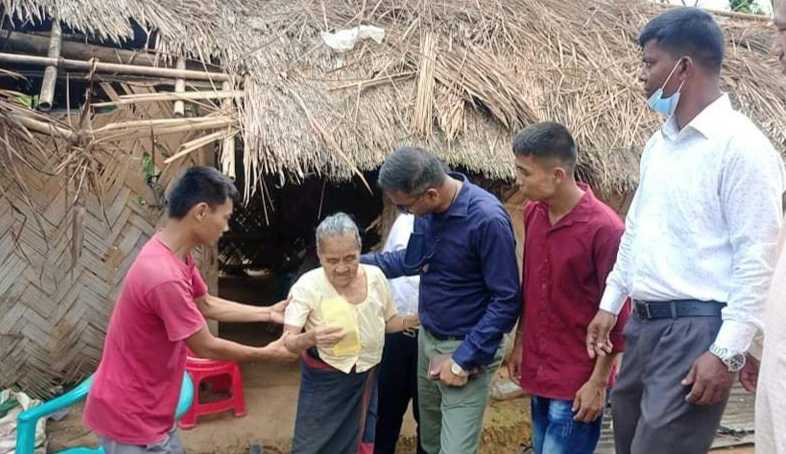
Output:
[321, 25, 385, 52]
[0, 390, 46, 454]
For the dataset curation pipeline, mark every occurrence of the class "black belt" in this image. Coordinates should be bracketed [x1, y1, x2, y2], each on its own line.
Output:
[427, 330, 465, 341]
[633, 300, 725, 320]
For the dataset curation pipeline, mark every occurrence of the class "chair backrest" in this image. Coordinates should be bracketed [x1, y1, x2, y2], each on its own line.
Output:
[15, 373, 194, 454]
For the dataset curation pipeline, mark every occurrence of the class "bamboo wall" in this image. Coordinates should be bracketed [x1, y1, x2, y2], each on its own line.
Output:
[0, 100, 217, 397]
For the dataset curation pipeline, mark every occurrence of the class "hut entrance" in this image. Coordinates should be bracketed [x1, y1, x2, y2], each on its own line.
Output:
[216, 170, 384, 346]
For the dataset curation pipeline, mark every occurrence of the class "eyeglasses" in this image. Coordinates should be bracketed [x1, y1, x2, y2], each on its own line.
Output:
[395, 191, 427, 214]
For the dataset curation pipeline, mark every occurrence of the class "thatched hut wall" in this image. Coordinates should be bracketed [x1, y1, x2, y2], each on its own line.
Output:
[0, 97, 217, 396]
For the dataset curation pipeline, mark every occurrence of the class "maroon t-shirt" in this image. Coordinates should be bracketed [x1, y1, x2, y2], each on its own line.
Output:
[518, 184, 630, 400]
[84, 234, 207, 444]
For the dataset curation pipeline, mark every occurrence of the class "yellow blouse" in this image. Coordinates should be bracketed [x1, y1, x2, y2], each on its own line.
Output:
[284, 264, 397, 373]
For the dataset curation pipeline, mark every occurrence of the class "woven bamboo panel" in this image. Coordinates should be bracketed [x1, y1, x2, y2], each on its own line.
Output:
[0, 98, 216, 398]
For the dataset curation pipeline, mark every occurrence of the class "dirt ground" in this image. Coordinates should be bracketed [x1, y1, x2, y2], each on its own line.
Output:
[43, 275, 750, 453]
[46, 272, 532, 453]
[46, 357, 532, 453]
[712, 447, 754, 453]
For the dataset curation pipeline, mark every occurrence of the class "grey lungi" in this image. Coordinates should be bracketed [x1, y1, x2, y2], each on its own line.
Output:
[611, 301, 729, 454]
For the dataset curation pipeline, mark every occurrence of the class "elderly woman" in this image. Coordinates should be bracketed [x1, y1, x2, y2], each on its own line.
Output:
[282, 212, 419, 454]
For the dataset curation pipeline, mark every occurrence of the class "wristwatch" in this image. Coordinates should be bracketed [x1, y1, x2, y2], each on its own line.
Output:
[450, 359, 469, 377]
[709, 344, 746, 372]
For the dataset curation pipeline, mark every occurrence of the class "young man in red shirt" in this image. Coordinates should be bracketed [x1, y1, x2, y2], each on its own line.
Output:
[507, 122, 630, 453]
[84, 166, 340, 454]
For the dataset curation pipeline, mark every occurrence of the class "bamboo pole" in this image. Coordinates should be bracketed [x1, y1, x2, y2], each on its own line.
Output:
[12, 114, 76, 141]
[173, 58, 186, 116]
[164, 129, 236, 164]
[0, 52, 230, 81]
[220, 80, 236, 179]
[92, 116, 233, 134]
[92, 119, 235, 144]
[38, 19, 62, 111]
[2, 30, 223, 71]
[90, 90, 244, 108]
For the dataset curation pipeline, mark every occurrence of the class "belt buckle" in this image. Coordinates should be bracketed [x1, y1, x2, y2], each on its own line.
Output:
[402, 327, 418, 338]
[636, 302, 652, 319]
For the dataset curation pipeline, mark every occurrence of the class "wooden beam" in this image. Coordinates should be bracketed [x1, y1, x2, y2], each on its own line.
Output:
[0, 52, 230, 81]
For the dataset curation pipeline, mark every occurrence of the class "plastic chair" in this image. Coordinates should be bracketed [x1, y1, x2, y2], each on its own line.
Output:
[178, 355, 246, 430]
[15, 372, 194, 454]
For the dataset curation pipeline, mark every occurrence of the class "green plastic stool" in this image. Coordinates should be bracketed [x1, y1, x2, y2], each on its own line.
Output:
[15, 372, 194, 454]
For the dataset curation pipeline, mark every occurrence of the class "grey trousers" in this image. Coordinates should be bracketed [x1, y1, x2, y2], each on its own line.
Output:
[98, 429, 185, 454]
[611, 313, 728, 454]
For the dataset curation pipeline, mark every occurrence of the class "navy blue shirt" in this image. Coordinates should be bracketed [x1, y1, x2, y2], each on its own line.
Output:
[362, 173, 520, 369]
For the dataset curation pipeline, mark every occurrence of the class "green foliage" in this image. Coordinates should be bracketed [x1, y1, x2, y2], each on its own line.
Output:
[729, 0, 765, 14]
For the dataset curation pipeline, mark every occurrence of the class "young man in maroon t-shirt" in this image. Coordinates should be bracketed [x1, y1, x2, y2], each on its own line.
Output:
[507, 122, 630, 454]
[84, 167, 341, 454]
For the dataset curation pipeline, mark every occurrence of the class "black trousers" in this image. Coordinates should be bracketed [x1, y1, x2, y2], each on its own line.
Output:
[374, 331, 425, 454]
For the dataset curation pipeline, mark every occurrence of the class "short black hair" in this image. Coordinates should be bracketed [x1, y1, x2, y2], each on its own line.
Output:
[165, 166, 238, 219]
[512, 122, 577, 171]
[378, 146, 448, 195]
[638, 7, 725, 72]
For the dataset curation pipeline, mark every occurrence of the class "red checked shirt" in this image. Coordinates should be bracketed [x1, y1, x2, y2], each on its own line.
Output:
[518, 184, 630, 400]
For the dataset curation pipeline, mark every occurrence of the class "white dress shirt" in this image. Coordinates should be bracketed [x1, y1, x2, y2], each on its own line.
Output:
[383, 213, 420, 315]
[600, 94, 786, 354]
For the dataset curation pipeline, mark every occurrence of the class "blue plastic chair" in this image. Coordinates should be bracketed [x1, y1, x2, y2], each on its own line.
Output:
[15, 372, 194, 454]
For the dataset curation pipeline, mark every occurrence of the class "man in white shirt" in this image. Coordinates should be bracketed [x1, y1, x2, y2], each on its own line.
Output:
[585, 7, 786, 454]
[374, 213, 424, 454]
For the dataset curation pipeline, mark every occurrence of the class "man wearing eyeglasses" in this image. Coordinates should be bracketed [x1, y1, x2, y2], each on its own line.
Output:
[362, 146, 520, 454]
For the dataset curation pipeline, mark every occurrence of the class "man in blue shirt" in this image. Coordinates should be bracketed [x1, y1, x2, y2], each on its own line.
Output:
[362, 146, 520, 454]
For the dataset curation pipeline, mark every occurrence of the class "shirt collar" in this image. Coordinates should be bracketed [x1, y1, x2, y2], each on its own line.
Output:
[661, 93, 732, 141]
[443, 172, 470, 218]
[536, 182, 596, 230]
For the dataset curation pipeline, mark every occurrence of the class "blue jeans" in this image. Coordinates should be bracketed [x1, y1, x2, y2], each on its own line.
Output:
[530, 395, 602, 454]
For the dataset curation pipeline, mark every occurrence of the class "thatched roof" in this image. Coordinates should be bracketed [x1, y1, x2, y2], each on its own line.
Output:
[2, 0, 785, 196]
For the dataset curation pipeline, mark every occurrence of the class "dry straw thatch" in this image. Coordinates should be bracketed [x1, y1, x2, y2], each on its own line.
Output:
[4, 0, 786, 197]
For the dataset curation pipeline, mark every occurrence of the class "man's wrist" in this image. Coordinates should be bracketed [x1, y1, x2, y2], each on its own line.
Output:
[709, 343, 746, 372]
[586, 376, 607, 388]
[450, 358, 469, 377]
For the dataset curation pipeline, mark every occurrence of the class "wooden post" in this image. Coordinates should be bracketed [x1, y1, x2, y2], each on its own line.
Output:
[220, 80, 236, 179]
[38, 19, 62, 111]
[173, 57, 186, 117]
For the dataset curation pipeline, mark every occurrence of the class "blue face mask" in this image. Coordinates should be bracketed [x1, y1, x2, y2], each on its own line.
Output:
[647, 59, 685, 117]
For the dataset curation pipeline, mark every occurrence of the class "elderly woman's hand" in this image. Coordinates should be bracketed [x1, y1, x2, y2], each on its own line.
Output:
[403, 314, 420, 334]
[313, 326, 345, 348]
